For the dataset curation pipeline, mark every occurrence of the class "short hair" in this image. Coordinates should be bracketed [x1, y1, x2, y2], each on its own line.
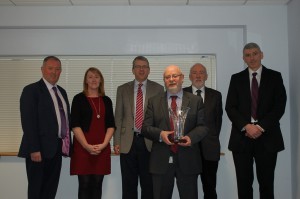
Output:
[132, 56, 149, 69]
[83, 67, 105, 96]
[43, 56, 61, 66]
[243, 42, 261, 52]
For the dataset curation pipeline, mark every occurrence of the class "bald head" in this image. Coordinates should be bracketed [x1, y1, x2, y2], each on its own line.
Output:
[163, 65, 184, 94]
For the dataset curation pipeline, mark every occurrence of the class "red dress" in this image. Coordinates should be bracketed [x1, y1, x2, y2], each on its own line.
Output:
[70, 96, 111, 175]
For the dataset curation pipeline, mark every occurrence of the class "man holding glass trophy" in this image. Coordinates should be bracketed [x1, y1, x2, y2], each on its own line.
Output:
[142, 65, 208, 199]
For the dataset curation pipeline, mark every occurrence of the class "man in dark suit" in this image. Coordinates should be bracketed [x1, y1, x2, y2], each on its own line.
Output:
[183, 63, 223, 199]
[18, 56, 71, 199]
[225, 43, 287, 199]
[142, 65, 208, 199]
[114, 56, 164, 199]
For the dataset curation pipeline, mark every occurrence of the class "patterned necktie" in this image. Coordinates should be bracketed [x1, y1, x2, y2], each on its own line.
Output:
[170, 96, 178, 153]
[53, 87, 69, 156]
[251, 72, 259, 120]
[135, 83, 143, 131]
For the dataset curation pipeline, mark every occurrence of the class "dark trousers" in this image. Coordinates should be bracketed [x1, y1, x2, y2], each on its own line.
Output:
[152, 155, 198, 199]
[232, 140, 278, 199]
[26, 139, 62, 199]
[200, 158, 219, 199]
[120, 135, 153, 199]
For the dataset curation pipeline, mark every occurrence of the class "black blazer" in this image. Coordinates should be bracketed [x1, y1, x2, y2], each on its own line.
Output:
[142, 91, 208, 175]
[18, 79, 71, 158]
[183, 86, 223, 161]
[225, 66, 287, 153]
[71, 92, 116, 133]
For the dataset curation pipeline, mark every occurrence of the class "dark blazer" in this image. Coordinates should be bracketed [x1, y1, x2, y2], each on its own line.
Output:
[70, 92, 116, 132]
[183, 86, 223, 161]
[18, 79, 71, 158]
[225, 66, 287, 153]
[142, 91, 208, 174]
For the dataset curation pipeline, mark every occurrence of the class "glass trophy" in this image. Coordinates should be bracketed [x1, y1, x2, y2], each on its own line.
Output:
[168, 106, 190, 143]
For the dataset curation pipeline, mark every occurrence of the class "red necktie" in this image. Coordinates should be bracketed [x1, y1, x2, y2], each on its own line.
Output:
[135, 83, 143, 131]
[251, 72, 258, 120]
[170, 96, 178, 153]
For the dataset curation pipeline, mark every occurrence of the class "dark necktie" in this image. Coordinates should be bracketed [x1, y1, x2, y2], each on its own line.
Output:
[135, 83, 143, 131]
[52, 87, 69, 156]
[251, 72, 259, 120]
[196, 89, 203, 102]
[170, 96, 178, 153]
[52, 87, 67, 139]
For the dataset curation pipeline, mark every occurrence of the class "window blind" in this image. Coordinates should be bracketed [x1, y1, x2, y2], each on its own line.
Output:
[0, 54, 216, 155]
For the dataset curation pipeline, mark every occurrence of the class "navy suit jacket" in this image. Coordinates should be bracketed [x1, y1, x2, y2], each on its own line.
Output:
[18, 79, 71, 158]
[225, 66, 286, 153]
[142, 91, 208, 175]
[183, 86, 223, 161]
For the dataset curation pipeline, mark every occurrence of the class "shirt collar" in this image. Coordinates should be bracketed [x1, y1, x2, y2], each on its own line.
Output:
[134, 79, 147, 87]
[42, 77, 57, 90]
[167, 89, 183, 100]
[248, 65, 262, 76]
[192, 85, 204, 95]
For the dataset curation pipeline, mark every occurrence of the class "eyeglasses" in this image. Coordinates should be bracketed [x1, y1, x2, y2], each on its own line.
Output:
[164, 74, 182, 80]
[134, 65, 149, 70]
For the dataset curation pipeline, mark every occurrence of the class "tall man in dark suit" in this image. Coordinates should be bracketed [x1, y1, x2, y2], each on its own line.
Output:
[183, 63, 223, 199]
[114, 56, 164, 199]
[225, 43, 287, 199]
[142, 65, 208, 199]
[18, 56, 71, 199]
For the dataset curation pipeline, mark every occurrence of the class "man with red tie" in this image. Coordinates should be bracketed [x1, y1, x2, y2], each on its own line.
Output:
[142, 65, 208, 199]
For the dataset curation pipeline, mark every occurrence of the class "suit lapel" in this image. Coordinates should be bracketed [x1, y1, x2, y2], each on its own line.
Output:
[182, 92, 191, 108]
[127, 81, 135, 117]
[160, 93, 171, 129]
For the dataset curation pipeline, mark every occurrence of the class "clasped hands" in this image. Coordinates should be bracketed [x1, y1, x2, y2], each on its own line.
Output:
[160, 130, 191, 147]
[85, 143, 106, 155]
[244, 123, 263, 139]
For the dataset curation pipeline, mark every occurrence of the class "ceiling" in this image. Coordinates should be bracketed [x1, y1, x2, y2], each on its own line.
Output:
[0, 0, 292, 6]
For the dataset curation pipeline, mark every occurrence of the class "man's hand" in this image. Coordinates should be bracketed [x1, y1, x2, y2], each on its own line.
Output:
[160, 131, 175, 145]
[30, 151, 42, 162]
[245, 124, 263, 139]
[114, 145, 120, 155]
[178, 136, 191, 147]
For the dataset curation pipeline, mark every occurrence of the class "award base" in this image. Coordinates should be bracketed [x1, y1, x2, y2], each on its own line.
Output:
[169, 136, 187, 144]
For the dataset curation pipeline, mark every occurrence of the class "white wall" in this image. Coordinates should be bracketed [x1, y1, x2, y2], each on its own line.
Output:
[287, 0, 300, 198]
[0, 5, 291, 199]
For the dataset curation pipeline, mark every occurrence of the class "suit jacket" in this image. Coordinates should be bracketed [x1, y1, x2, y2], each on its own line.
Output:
[114, 79, 164, 153]
[183, 86, 223, 161]
[225, 66, 287, 153]
[142, 91, 209, 175]
[18, 79, 71, 158]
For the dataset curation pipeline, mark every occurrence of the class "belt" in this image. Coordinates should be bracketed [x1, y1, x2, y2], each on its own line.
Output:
[251, 122, 258, 125]
[134, 131, 144, 137]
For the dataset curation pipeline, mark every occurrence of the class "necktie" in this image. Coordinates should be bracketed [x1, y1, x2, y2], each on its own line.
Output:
[251, 72, 259, 120]
[196, 89, 203, 102]
[135, 83, 143, 131]
[170, 96, 178, 153]
[53, 87, 69, 156]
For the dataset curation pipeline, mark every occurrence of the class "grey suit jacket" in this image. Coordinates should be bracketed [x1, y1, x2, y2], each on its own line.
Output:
[142, 91, 208, 175]
[183, 86, 223, 161]
[114, 79, 164, 153]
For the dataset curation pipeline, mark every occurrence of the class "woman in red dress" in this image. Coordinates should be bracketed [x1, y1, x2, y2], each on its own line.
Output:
[70, 67, 116, 199]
